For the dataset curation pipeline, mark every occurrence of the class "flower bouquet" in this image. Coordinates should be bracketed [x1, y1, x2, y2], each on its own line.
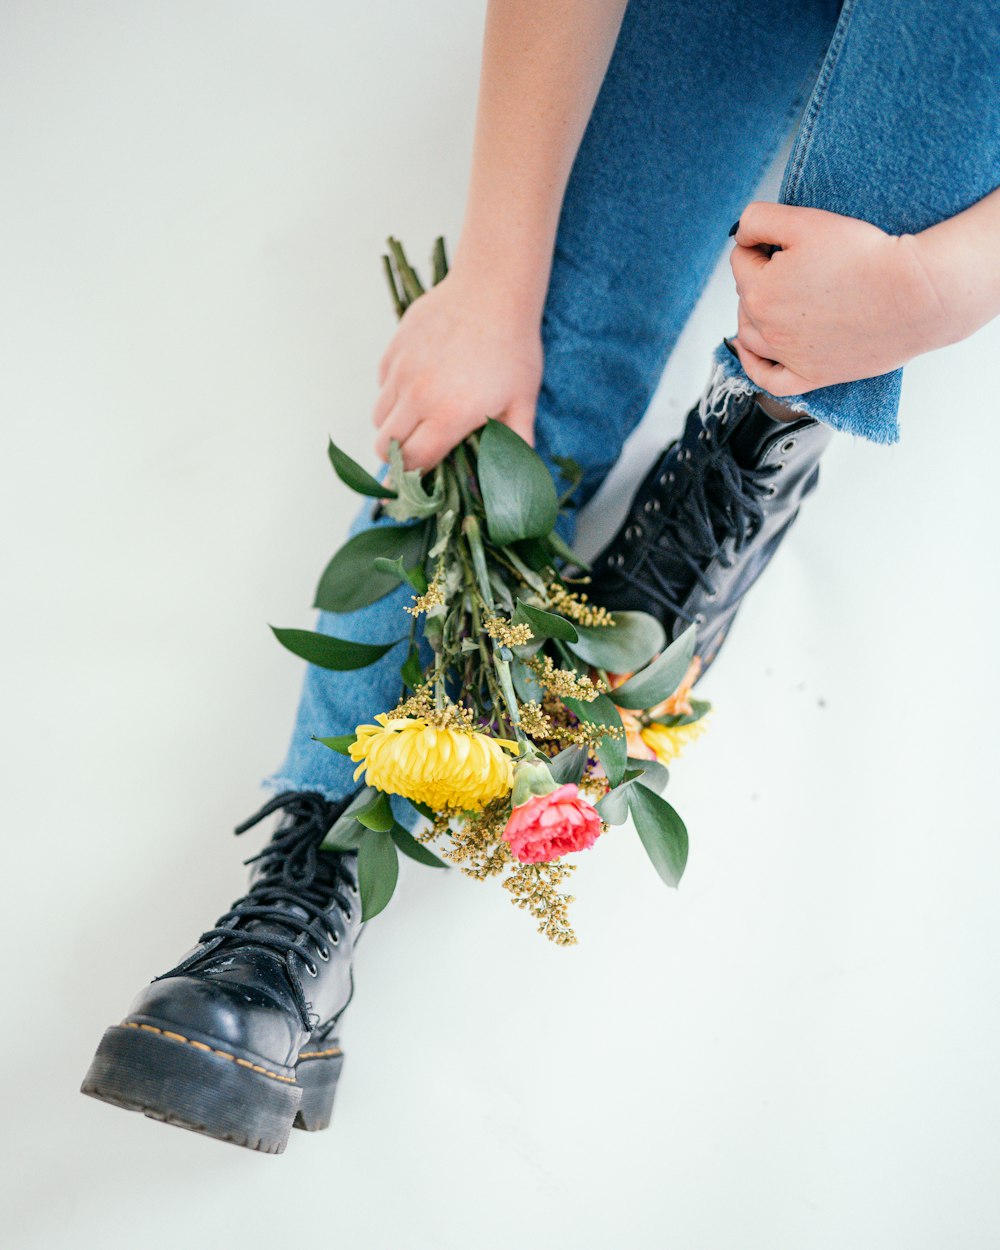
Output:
[273, 239, 711, 943]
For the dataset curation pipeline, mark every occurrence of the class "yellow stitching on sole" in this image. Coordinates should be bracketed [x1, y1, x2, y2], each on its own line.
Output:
[297, 1046, 343, 1061]
[121, 1021, 297, 1084]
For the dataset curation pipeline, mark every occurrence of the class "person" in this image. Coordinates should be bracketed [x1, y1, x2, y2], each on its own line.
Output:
[82, 0, 1000, 1152]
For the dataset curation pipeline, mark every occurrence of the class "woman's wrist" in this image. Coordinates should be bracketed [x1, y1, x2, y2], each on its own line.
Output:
[450, 228, 553, 328]
[903, 194, 1000, 353]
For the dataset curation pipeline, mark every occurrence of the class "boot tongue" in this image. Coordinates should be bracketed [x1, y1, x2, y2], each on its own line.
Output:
[725, 400, 788, 467]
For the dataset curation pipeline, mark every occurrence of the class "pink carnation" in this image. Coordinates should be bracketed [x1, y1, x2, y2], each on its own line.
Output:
[502, 783, 603, 864]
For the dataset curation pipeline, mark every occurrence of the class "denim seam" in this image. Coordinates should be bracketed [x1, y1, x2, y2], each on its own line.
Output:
[781, 0, 860, 206]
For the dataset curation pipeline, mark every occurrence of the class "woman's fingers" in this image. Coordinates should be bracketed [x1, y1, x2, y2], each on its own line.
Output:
[733, 201, 807, 250]
[372, 380, 397, 429]
[732, 336, 814, 397]
[735, 305, 775, 361]
[374, 401, 420, 462]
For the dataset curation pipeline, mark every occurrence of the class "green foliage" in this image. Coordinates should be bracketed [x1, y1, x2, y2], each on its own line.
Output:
[567, 611, 665, 673]
[327, 438, 395, 499]
[477, 419, 558, 545]
[512, 599, 579, 643]
[313, 732, 357, 756]
[628, 783, 689, 887]
[563, 692, 627, 786]
[271, 627, 401, 671]
[390, 822, 447, 868]
[607, 623, 697, 710]
[314, 522, 427, 613]
[357, 830, 399, 920]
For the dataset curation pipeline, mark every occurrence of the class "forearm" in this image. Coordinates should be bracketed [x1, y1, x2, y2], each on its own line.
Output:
[452, 0, 628, 323]
[908, 184, 1000, 350]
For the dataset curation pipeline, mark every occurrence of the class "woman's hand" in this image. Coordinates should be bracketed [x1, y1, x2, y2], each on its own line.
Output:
[373, 267, 544, 471]
[730, 202, 946, 396]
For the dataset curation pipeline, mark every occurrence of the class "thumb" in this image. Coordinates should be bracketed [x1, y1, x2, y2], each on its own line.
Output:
[734, 201, 810, 250]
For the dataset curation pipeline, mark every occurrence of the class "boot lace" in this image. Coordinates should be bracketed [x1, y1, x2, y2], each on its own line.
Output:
[156, 791, 357, 1029]
[618, 408, 780, 621]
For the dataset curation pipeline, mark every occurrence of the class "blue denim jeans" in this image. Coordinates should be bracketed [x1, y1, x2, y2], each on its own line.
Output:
[267, 0, 1000, 803]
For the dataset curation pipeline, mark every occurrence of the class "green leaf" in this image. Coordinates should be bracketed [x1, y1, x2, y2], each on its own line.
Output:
[384, 442, 446, 522]
[354, 789, 394, 833]
[328, 438, 396, 499]
[401, 643, 425, 691]
[390, 822, 447, 868]
[552, 454, 583, 500]
[628, 783, 689, 887]
[321, 788, 377, 851]
[372, 556, 429, 594]
[593, 768, 648, 825]
[512, 537, 555, 573]
[563, 692, 627, 786]
[567, 611, 665, 673]
[315, 523, 427, 613]
[626, 756, 669, 793]
[511, 657, 545, 704]
[512, 599, 578, 643]
[271, 626, 402, 671]
[320, 817, 367, 852]
[357, 830, 399, 920]
[313, 732, 357, 757]
[547, 745, 587, 786]
[477, 418, 558, 545]
[608, 623, 698, 710]
[409, 799, 437, 822]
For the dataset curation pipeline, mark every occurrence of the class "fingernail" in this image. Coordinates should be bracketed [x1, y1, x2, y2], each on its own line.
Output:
[728, 220, 740, 237]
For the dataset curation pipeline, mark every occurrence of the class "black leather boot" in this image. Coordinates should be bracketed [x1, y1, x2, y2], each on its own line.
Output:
[588, 389, 833, 672]
[81, 791, 362, 1154]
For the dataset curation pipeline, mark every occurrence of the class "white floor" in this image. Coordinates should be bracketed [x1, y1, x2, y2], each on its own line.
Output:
[3, 5, 999, 1248]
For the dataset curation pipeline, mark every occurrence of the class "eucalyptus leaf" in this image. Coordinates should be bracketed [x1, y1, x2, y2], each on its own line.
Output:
[593, 768, 647, 825]
[357, 830, 399, 920]
[547, 745, 588, 786]
[390, 822, 447, 868]
[563, 692, 627, 786]
[608, 623, 697, 710]
[372, 556, 429, 594]
[628, 783, 689, 887]
[315, 522, 427, 613]
[271, 627, 402, 671]
[626, 756, 670, 793]
[512, 599, 578, 643]
[655, 698, 712, 728]
[477, 419, 558, 545]
[328, 438, 396, 499]
[355, 789, 394, 833]
[567, 611, 665, 673]
[313, 732, 357, 757]
[383, 442, 446, 521]
[511, 657, 545, 704]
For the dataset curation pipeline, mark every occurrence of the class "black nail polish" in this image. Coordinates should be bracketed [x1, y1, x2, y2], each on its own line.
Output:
[728, 220, 740, 237]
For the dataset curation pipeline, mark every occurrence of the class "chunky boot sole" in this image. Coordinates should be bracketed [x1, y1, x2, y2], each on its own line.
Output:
[81, 1022, 344, 1154]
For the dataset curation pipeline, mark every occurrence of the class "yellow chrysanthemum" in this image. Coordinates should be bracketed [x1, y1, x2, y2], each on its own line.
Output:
[349, 714, 518, 811]
[639, 717, 709, 766]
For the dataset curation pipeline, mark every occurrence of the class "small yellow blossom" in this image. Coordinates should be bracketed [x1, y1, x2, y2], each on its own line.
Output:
[639, 717, 708, 765]
[350, 714, 518, 811]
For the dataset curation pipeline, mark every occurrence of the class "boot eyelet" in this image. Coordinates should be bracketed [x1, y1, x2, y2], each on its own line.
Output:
[643, 498, 661, 515]
[706, 590, 718, 602]
[327, 928, 340, 946]
[780, 438, 797, 454]
[304, 959, 319, 977]
[774, 460, 787, 472]
[765, 484, 779, 498]
[694, 613, 706, 626]
[624, 524, 642, 541]
[316, 945, 330, 961]
[349, 883, 359, 898]
[610, 553, 625, 569]
[658, 471, 675, 487]
[343, 909, 353, 924]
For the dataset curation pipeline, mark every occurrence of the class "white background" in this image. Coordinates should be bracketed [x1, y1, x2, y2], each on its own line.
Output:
[3, 3, 999, 1247]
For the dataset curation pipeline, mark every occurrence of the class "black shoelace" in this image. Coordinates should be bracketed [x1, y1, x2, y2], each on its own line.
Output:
[156, 791, 357, 1029]
[617, 408, 780, 622]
